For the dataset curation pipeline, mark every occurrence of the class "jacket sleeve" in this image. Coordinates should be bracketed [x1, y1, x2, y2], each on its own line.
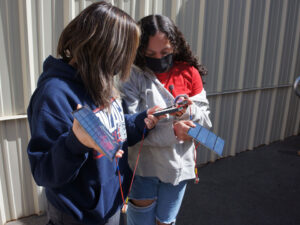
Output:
[188, 89, 212, 128]
[27, 103, 91, 188]
[124, 110, 148, 147]
[179, 68, 212, 128]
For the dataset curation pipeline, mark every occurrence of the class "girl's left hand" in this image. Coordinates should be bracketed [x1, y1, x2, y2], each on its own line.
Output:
[145, 106, 166, 129]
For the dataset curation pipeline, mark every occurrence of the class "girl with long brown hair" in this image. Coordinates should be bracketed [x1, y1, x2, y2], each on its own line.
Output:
[27, 2, 160, 225]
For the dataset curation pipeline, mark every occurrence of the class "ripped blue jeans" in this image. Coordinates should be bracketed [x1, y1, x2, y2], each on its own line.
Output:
[127, 176, 187, 225]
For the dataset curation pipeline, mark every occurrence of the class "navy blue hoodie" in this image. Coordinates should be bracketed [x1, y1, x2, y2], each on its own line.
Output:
[27, 56, 147, 224]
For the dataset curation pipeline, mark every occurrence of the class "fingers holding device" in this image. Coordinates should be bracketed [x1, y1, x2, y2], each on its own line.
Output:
[152, 94, 192, 117]
[145, 106, 167, 129]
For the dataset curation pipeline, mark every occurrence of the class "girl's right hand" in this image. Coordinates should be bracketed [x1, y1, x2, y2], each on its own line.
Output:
[173, 120, 196, 142]
[73, 116, 101, 150]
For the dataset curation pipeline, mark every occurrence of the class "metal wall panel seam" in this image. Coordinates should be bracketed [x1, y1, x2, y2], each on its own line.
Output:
[63, 0, 76, 27]
[216, 0, 229, 92]
[170, 0, 180, 22]
[293, 101, 300, 135]
[196, 0, 205, 63]
[207, 84, 292, 96]
[152, 0, 158, 15]
[37, 0, 53, 76]
[37, 0, 45, 75]
[2, 0, 14, 116]
[24, 119, 43, 215]
[116, 0, 125, 11]
[209, 102, 221, 161]
[10, 125, 26, 219]
[248, 0, 271, 149]
[291, 7, 300, 136]
[2, 132, 17, 220]
[265, 0, 288, 144]
[0, 125, 10, 224]
[139, 0, 150, 19]
[177, 0, 185, 29]
[0, 115, 27, 122]
[280, 88, 293, 138]
[17, 120, 33, 216]
[280, 5, 300, 139]
[31, 180, 46, 216]
[0, 4, 8, 116]
[13, 121, 25, 217]
[13, 121, 26, 218]
[130, 0, 136, 20]
[51, 0, 56, 55]
[187, 0, 196, 46]
[211, 0, 229, 160]
[230, 0, 251, 156]
[24, 0, 37, 98]
[18, 0, 36, 109]
[79, 0, 87, 12]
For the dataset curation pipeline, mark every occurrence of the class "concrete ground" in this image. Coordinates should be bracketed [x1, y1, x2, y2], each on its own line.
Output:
[177, 135, 300, 225]
[5, 135, 300, 225]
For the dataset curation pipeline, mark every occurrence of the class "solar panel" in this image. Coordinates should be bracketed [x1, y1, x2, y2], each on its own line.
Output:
[72, 106, 120, 160]
[188, 123, 225, 156]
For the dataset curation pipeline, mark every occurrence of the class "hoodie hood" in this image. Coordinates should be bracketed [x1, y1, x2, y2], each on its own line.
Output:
[37, 55, 80, 88]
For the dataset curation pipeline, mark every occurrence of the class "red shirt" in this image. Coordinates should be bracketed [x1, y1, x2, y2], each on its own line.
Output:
[155, 62, 203, 98]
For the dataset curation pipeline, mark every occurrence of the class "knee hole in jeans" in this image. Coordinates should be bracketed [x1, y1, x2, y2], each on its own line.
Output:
[130, 199, 156, 208]
[156, 220, 174, 225]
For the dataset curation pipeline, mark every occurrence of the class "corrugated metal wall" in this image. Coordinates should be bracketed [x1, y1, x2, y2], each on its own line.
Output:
[0, 0, 299, 224]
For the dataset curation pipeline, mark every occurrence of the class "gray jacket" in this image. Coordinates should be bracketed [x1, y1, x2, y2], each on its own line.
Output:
[121, 65, 212, 185]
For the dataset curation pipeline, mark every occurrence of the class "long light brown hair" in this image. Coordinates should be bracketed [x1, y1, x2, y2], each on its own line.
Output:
[57, 1, 140, 108]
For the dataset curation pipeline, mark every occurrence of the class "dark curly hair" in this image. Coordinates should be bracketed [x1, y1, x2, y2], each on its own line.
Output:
[135, 14, 207, 77]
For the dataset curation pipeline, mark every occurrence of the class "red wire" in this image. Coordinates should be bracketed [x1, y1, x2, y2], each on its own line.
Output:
[194, 141, 200, 169]
[117, 125, 146, 207]
[190, 106, 199, 180]
[116, 158, 125, 203]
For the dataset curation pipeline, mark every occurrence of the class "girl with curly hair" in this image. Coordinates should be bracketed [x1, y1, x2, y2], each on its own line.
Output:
[121, 14, 212, 225]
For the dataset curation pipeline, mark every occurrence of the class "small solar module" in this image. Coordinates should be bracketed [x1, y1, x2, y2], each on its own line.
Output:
[72, 106, 120, 160]
[188, 123, 225, 156]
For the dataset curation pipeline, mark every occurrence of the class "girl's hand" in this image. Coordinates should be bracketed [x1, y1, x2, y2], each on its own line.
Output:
[173, 120, 196, 142]
[172, 96, 193, 117]
[72, 104, 124, 158]
[73, 106, 100, 150]
[145, 106, 166, 129]
[115, 149, 124, 158]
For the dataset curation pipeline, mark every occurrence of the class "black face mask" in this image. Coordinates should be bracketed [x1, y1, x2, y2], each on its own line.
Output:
[145, 54, 173, 73]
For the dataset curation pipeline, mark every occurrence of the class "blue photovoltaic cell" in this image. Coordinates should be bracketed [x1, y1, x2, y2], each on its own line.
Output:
[205, 132, 217, 150]
[196, 126, 210, 144]
[187, 123, 202, 139]
[187, 123, 225, 156]
[213, 137, 225, 156]
[72, 106, 120, 160]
